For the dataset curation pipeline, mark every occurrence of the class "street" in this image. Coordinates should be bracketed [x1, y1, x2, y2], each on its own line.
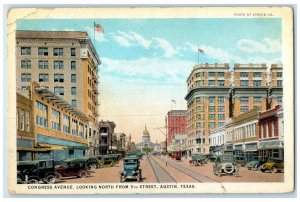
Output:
[58, 155, 284, 184]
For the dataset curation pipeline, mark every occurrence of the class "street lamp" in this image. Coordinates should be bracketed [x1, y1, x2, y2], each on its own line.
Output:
[153, 116, 168, 166]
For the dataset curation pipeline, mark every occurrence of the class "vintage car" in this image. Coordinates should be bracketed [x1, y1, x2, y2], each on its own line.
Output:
[55, 158, 90, 180]
[189, 154, 208, 166]
[85, 157, 100, 170]
[213, 155, 239, 177]
[96, 154, 119, 167]
[245, 160, 264, 171]
[119, 156, 142, 182]
[17, 160, 56, 184]
[260, 158, 284, 173]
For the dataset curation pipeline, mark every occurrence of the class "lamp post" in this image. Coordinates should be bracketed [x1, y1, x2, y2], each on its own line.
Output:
[153, 116, 168, 166]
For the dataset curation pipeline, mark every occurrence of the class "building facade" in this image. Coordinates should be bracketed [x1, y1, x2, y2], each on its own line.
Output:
[99, 120, 116, 154]
[185, 63, 231, 155]
[167, 110, 187, 145]
[258, 105, 284, 161]
[185, 63, 283, 155]
[17, 82, 90, 161]
[16, 30, 101, 156]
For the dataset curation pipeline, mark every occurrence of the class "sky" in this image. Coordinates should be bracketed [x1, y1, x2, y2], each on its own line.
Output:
[17, 18, 282, 143]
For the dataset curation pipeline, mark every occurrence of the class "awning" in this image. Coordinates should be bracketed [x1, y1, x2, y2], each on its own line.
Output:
[258, 141, 283, 149]
[17, 147, 50, 152]
[36, 143, 66, 151]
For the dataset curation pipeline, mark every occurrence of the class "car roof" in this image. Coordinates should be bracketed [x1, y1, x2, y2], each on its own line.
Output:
[17, 160, 51, 165]
[124, 156, 139, 160]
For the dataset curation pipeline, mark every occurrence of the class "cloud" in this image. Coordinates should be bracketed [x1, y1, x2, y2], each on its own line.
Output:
[110, 31, 151, 48]
[236, 38, 281, 53]
[152, 38, 178, 57]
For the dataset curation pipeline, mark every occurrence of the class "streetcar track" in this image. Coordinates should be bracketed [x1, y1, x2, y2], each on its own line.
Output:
[155, 156, 220, 183]
[147, 155, 176, 183]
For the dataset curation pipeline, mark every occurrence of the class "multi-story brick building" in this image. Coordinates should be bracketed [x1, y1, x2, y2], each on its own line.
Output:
[99, 120, 116, 154]
[17, 82, 90, 161]
[185, 63, 231, 155]
[269, 64, 283, 109]
[186, 63, 283, 155]
[16, 30, 101, 156]
[167, 110, 187, 145]
[232, 64, 268, 117]
[258, 105, 284, 161]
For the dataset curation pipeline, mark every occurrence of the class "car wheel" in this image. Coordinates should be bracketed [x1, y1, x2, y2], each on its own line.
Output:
[90, 163, 98, 170]
[247, 167, 251, 170]
[27, 177, 40, 184]
[224, 164, 234, 174]
[137, 174, 141, 182]
[261, 169, 265, 173]
[271, 167, 277, 173]
[55, 173, 62, 182]
[78, 170, 88, 178]
[44, 174, 56, 184]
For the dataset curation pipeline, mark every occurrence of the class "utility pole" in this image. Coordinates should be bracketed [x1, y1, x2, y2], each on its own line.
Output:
[154, 116, 168, 167]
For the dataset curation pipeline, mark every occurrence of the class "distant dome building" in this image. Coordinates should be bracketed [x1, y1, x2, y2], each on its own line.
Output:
[136, 124, 154, 150]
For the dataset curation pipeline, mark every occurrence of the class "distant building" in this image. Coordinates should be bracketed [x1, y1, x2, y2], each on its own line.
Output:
[171, 134, 187, 156]
[99, 120, 116, 154]
[136, 124, 154, 150]
[167, 110, 187, 145]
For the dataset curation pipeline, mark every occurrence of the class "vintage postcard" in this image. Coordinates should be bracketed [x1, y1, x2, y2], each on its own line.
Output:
[6, 7, 294, 194]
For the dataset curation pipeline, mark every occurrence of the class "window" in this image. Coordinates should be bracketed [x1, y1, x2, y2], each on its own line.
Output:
[254, 72, 262, 77]
[196, 106, 200, 112]
[51, 109, 60, 131]
[39, 74, 49, 82]
[218, 122, 225, 128]
[35, 101, 48, 127]
[240, 97, 249, 103]
[208, 80, 215, 86]
[71, 87, 76, 95]
[254, 97, 262, 103]
[218, 96, 225, 103]
[218, 106, 225, 112]
[71, 74, 76, 83]
[209, 122, 215, 128]
[54, 74, 64, 82]
[240, 106, 249, 112]
[71, 61, 76, 70]
[277, 72, 282, 77]
[218, 72, 224, 77]
[21, 73, 31, 82]
[277, 80, 283, 87]
[209, 114, 215, 120]
[54, 87, 64, 96]
[196, 97, 200, 104]
[218, 114, 225, 120]
[240, 80, 248, 86]
[208, 72, 215, 77]
[21, 60, 31, 69]
[19, 109, 24, 131]
[25, 111, 30, 132]
[21, 47, 31, 55]
[38, 60, 48, 69]
[240, 72, 248, 78]
[195, 73, 201, 78]
[53, 48, 63, 56]
[54, 61, 63, 69]
[218, 80, 224, 86]
[277, 96, 282, 103]
[63, 114, 70, 133]
[195, 80, 201, 87]
[253, 80, 262, 86]
[209, 96, 215, 103]
[71, 100, 77, 108]
[38, 47, 48, 56]
[71, 48, 76, 56]
[209, 106, 215, 112]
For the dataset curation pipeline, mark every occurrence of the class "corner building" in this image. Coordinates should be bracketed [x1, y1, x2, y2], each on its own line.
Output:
[185, 64, 231, 155]
[16, 31, 101, 156]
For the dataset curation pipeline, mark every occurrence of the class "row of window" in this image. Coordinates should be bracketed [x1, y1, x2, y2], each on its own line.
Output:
[195, 96, 225, 103]
[21, 60, 77, 70]
[53, 87, 77, 96]
[195, 80, 225, 87]
[195, 72, 225, 78]
[21, 47, 76, 57]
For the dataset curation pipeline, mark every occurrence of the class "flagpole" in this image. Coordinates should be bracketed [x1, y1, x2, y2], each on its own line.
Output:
[93, 21, 96, 46]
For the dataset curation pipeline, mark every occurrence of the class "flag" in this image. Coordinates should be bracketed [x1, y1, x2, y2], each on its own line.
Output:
[198, 48, 204, 54]
[95, 24, 104, 33]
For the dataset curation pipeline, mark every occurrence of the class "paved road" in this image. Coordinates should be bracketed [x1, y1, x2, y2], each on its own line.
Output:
[147, 155, 176, 183]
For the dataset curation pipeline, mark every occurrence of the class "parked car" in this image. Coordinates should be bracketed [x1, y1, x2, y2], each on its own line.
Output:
[260, 158, 284, 173]
[213, 155, 239, 177]
[85, 157, 100, 170]
[245, 160, 264, 171]
[119, 156, 142, 182]
[55, 158, 90, 180]
[189, 154, 208, 166]
[17, 160, 56, 184]
[96, 154, 119, 167]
